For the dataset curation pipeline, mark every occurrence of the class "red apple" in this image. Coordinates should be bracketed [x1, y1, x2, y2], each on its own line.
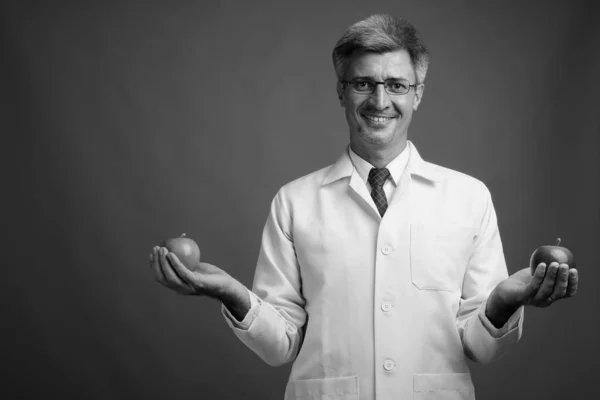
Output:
[161, 233, 201, 271]
[529, 238, 576, 275]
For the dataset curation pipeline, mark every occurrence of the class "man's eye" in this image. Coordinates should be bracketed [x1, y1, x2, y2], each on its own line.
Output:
[357, 82, 369, 88]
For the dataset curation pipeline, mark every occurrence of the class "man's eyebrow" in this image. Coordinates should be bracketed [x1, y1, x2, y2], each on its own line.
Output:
[349, 75, 409, 81]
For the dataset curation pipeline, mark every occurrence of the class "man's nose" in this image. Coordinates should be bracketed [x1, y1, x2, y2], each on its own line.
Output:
[371, 84, 391, 109]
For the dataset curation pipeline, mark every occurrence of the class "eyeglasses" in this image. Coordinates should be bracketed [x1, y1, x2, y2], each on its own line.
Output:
[341, 78, 417, 95]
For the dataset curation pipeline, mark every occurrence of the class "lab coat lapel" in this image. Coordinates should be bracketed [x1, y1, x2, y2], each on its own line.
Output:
[349, 169, 382, 219]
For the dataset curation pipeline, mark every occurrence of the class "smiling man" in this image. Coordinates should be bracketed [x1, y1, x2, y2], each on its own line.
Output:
[339, 49, 422, 166]
[151, 13, 579, 400]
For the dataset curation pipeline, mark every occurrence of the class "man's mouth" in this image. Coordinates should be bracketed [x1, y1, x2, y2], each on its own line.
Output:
[362, 114, 396, 123]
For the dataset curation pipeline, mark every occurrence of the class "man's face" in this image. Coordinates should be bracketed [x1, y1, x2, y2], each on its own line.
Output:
[338, 50, 424, 148]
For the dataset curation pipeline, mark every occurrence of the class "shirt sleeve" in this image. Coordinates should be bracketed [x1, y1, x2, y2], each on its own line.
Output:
[456, 181, 524, 364]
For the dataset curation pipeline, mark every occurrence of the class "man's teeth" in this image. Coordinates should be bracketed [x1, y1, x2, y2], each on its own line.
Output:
[364, 115, 393, 122]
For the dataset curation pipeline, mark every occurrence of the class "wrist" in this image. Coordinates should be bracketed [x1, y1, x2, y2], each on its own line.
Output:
[216, 272, 237, 300]
[486, 285, 522, 328]
[218, 276, 251, 322]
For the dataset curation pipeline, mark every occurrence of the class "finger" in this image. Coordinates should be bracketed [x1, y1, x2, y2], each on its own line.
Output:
[165, 252, 197, 286]
[159, 247, 187, 287]
[532, 262, 559, 303]
[524, 263, 547, 298]
[565, 268, 578, 298]
[533, 262, 548, 279]
[152, 246, 166, 283]
[149, 250, 157, 267]
[549, 264, 569, 300]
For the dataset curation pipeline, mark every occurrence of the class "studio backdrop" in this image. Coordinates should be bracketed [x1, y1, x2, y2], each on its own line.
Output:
[3, 1, 599, 399]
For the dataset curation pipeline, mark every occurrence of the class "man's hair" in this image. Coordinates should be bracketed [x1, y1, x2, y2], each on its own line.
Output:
[332, 14, 430, 84]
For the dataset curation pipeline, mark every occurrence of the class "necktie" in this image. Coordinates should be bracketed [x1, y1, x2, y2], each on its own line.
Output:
[368, 167, 391, 217]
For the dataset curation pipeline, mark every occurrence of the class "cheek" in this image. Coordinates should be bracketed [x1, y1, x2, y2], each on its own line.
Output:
[345, 101, 363, 120]
[396, 99, 414, 116]
[343, 106, 358, 128]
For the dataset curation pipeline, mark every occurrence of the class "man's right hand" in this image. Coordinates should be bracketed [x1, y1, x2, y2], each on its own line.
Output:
[150, 246, 232, 299]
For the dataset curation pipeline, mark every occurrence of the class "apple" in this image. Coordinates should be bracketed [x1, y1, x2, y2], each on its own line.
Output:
[529, 238, 576, 275]
[161, 233, 201, 271]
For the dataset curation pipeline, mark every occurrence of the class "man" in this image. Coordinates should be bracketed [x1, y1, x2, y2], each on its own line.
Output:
[150, 14, 578, 400]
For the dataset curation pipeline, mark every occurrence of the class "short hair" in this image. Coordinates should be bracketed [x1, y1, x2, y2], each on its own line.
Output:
[332, 14, 430, 84]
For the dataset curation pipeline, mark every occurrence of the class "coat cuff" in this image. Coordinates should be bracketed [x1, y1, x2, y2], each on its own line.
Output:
[221, 289, 261, 331]
[463, 297, 524, 364]
[478, 297, 524, 338]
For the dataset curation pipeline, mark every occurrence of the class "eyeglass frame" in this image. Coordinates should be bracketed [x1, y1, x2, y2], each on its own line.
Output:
[340, 77, 419, 95]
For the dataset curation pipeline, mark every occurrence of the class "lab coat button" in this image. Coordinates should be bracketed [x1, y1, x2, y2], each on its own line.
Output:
[381, 246, 392, 255]
[381, 302, 392, 312]
[383, 359, 395, 371]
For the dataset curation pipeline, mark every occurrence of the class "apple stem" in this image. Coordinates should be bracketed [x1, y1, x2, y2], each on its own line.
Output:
[556, 238, 561, 246]
[181, 233, 186, 238]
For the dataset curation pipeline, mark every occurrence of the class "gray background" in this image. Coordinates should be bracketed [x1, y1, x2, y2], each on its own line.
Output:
[2, 0, 599, 399]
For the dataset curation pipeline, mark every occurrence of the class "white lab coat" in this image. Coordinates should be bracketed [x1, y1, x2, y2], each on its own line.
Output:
[222, 141, 523, 399]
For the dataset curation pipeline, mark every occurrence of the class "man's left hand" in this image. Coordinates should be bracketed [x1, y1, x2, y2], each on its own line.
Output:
[497, 262, 579, 308]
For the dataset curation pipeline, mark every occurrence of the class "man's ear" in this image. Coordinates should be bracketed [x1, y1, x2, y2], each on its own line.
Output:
[336, 81, 345, 107]
[413, 83, 425, 111]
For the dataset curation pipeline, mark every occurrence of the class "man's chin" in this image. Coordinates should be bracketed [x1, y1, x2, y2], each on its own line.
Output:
[358, 129, 395, 146]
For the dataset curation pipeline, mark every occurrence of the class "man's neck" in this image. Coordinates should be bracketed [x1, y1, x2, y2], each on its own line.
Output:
[350, 138, 408, 168]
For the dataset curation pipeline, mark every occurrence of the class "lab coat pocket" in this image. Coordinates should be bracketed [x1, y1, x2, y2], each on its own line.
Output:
[293, 376, 359, 400]
[413, 373, 474, 400]
[410, 223, 474, 291]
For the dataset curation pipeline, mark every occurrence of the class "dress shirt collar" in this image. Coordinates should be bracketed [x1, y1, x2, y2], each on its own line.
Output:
[322, 140, 444, 186]
[347, 142, 410, 188]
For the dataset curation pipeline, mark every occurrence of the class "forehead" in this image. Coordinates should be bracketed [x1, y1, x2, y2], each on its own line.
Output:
[346, 50, 415, 81]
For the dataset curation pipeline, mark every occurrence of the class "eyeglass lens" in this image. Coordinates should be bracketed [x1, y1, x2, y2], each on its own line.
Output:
[349, 78, 411, 94]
